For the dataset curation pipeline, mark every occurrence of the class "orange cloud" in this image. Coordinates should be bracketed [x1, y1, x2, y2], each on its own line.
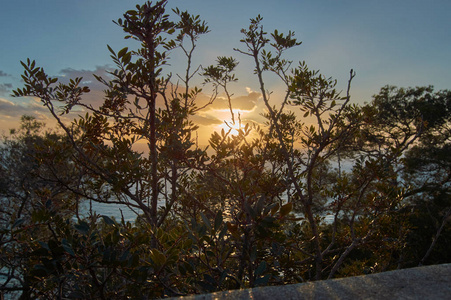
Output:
[0, 97, 49, 119]
[197, 89, 261, 112]
[189, 114, 222, 126]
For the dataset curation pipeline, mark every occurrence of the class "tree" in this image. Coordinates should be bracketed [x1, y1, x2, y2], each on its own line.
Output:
[0, 115, 86, 298]
[13, 1, 211, 229]
[391, 86, 451, 266]
[6, 0, 451, 298]
[0, 115, 84, 223]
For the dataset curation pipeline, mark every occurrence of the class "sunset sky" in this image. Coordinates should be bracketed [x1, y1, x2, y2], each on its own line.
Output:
[1, 0, 450, 145]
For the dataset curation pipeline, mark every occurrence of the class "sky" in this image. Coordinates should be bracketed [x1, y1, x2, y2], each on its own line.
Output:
[1, 0, 450, 145]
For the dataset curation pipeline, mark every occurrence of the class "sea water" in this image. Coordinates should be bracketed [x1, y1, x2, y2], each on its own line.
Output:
[79, 200, 142, 223]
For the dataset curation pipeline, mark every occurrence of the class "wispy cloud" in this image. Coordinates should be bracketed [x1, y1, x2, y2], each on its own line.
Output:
[195, 88, 261, 112]
[189, 114, 223, 126]
[229, 91, 260, 111]
[0, 97, 48, 119]
[58, 65, 112, 108]
[0, 66, 109, 129]
[0, 83, 13, 96]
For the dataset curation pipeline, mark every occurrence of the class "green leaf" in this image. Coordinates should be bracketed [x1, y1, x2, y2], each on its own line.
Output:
[203, 273, 216, 285]
[244, 201, 256, 220]
[150, 249, 166, 267]
[38, 241, 50, 251]
[255, 260, 267, 276]
[214, 211, 223, 232]
[118, 47, 129, 58]
[255, 195, 266, 215]
[74, 221, 89, 235]
[200, 212, 211, 230]
[126, 10, 137, 16]
[254, 274, 271, 286]
[122, 52, 132, 64]
[61, 239, 75, 256]
[45, 199, 52, 209]
[102, 215, 116, 226]
[331, 100, 336, 107]
[30, 265, 49, 277]
[12, 218, 24, 229]
[107, 44, 116, 56]
[67, 291, 85, 299]
[227, 222, 240, 238]
[20, 60, 27, 69]
[31, 247, 49, 257]
[270, 203, 280, 216]
[280, 202, 293, 217]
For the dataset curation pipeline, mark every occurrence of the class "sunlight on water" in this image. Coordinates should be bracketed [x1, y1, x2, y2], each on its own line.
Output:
[80, 201, 141, 223]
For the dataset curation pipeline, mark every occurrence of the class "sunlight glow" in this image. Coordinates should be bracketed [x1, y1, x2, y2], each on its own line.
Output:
[217, 120, 242, 136]
[214, 109, 249, 136]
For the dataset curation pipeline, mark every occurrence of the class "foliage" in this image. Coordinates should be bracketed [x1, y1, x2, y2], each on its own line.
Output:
[2, 0, 450, 298]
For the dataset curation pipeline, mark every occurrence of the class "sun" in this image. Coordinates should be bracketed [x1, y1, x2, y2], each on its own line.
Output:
[217, 120, 242, 136]
[213, 109, 248, 136]
[208, 108, 256, 140]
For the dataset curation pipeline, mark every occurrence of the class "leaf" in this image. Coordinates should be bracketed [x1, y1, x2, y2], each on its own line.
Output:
[227, 222, 240, 238]
[31, 247, 49, 257]
[254, 274, 271, 286]
[48, 239, 64, 256]
[30, 265, 49, 277]
[255, 260, 267, 276]
[20, 60, 27, 69]
[245, 201, 257, 220]
[214, 211, 223, 232]
[183, 239, 193, 249]
[203, 273, 216, 285]
[61, 239, 75, 256]
[118, 47, 129, 58]
[67, 291, 85, 299]
[74, 221, 89, 235]
[280, 202, 293, 217]
[200, 212, 211, 231]
[12, 218, 24, 229]
[45, 199, 52, 209]
[122, 52, 132, 64]
[102, 215, 116, 226]
[150, 249, 166, 267]
[107, 44, 116, 56]
[255, 195, 266, 215]
[331, 100, 336, 108]
[270, 203, 280, 216]
[38, 241, 50, 250]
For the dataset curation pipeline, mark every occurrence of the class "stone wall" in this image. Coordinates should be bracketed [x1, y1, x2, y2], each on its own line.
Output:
[173, 264, 451, 300]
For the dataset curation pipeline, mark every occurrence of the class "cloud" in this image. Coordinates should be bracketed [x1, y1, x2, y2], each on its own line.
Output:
[47, 68, 264, 134]
[55, 66, 261, 117]
[0, 83, 13, 96]
[0, 97, 49, 119]
[189, 114, 222, 126]
[0, 70, 9, 77]
[230, 91, 261, 110]
[195, 88, 261, 112]
[59, 66, 111, 84]
[58, 65, 113, 108]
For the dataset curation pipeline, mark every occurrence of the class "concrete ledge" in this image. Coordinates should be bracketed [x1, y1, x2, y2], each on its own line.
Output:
[175, 264, 451, 299]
